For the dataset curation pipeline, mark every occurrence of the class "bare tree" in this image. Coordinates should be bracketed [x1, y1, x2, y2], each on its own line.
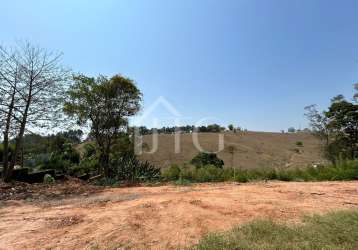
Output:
[0, 46, 23, 177]
[304, 105, 330, 146]
[1, 42, 70, 181]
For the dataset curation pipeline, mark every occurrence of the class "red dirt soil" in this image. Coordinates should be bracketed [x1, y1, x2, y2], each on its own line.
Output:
[1, 181, 358, 250]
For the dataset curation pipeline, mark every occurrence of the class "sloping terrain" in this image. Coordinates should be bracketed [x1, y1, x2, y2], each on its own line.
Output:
[139, 131, 326, 169]
[0, 181, 357, 250]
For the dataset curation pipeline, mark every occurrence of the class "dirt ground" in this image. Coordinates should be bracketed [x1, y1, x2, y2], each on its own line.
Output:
[1, 181, 357, 250]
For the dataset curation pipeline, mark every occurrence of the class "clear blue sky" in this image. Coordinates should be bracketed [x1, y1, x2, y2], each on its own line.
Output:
[1, 0, 358, 131]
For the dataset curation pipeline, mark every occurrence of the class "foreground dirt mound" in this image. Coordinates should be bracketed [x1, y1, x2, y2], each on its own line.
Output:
[0, 178, 103, 201]
[0, 181, 357, 250]
[139, 131, 326, 169]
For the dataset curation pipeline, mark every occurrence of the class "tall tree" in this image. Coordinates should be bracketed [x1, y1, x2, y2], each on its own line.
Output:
[64, 74, 142, 177]
[304, 104, 330, 146]
[1, 42, 69, 181]
[305, 90, 358, 163]
[0, 46, 23, 178]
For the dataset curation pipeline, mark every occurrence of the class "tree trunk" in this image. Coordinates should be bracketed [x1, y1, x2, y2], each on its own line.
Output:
[2, 86, 16, 180]
[5, 86, 32, 182]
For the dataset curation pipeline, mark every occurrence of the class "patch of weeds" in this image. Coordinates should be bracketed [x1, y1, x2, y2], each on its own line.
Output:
[190, 210, 358, 250]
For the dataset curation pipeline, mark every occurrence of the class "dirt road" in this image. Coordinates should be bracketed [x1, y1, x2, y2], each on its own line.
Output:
[1, 181, 357, 249]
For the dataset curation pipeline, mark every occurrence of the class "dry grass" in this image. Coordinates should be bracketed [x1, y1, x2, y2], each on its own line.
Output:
[140, 131, 326, 169]
[191, 210, 358, 250]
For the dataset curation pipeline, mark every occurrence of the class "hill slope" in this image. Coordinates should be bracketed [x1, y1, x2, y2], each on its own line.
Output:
[139, 131, 326, 169]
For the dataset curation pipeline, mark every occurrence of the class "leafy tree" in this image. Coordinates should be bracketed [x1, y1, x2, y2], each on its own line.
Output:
[228, 124, 234, 131]
[191, 152, 224, 169]
[287, 127, 296, 133]
[306, 90, 358, 163]
[64, 74, 142, 177]
[305, 105, 330, 145]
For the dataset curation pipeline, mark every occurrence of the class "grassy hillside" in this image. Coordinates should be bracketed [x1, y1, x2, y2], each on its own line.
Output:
[139, 131, 326, 169]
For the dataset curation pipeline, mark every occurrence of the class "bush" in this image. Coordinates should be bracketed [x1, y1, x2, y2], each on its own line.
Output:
[72, 156, 98, 176]
[194, 165, 223, 182]
[191, 153, 224, 169]
[35, 144, 80, 174]
[40, 153, 73, 173]
[162, 160, 358, 184]
[109, 154, 161, 182]
[43, 174, 55, 184]
[295, 141, 303, 147]
[162, 164, 181, 181]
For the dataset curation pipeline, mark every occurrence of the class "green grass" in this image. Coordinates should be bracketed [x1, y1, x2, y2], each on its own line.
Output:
[162, 160, 358, 184]
[190, 210, 358, 250]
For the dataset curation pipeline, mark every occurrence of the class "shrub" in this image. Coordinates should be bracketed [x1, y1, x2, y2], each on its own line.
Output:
[295, 141, 303, 147]
[161, 160, 358, 184]
[43, 174, 55, 184]
[72, 156, 98, 176]
[191, 153, 224, 169]
[162, 164, 181, 181]
[94, 177, 119, 187]
[41, 153, 73, 173]
[110, 154, 161, 182]
[36, 144, 80, 174]
[194, 165, 223, 182]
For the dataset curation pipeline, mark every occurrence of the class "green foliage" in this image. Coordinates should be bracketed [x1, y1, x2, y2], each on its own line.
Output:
[0, 144, 15, 162]
[38, 144, 80, 174]
[162, 164, 181, 181]
[305, 89, 358, 163]
[195, 165, 224, 182]
[73, 157, 98, 176]
[191, 210, 358, 250]
[43, 174, 55, 184]
[287, 127, 296, 133]
[163, 160, 358, 184]
[109, 154, 161, 182]
[295, 141, 303, 147]
[64, 74, 142, 177]
[94, 177, 120, 187]
[191, 153, 224, 169]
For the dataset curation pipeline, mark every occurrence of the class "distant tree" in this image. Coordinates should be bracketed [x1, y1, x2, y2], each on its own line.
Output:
[226, 145, 237, 168]
[58, 129, 83, 144]
[287, 127, 296, 133]
[228, 124, 234, 131]
[304, 105, 330, 145]
[191, 152, 224, 169]
[64, 74, 142, 177]
[306, 89, 358, 163]
[325, 98, 358, 161]
[206, 124, 222, 133]
[353, 83, 358, 102]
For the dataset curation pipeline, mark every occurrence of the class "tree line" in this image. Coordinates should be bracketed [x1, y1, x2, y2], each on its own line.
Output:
[0, 42, 143, 181]
[133, 124, 243, 135]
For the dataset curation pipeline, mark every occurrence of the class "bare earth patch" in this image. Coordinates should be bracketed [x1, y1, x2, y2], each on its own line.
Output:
[0, 181, 357, 250]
